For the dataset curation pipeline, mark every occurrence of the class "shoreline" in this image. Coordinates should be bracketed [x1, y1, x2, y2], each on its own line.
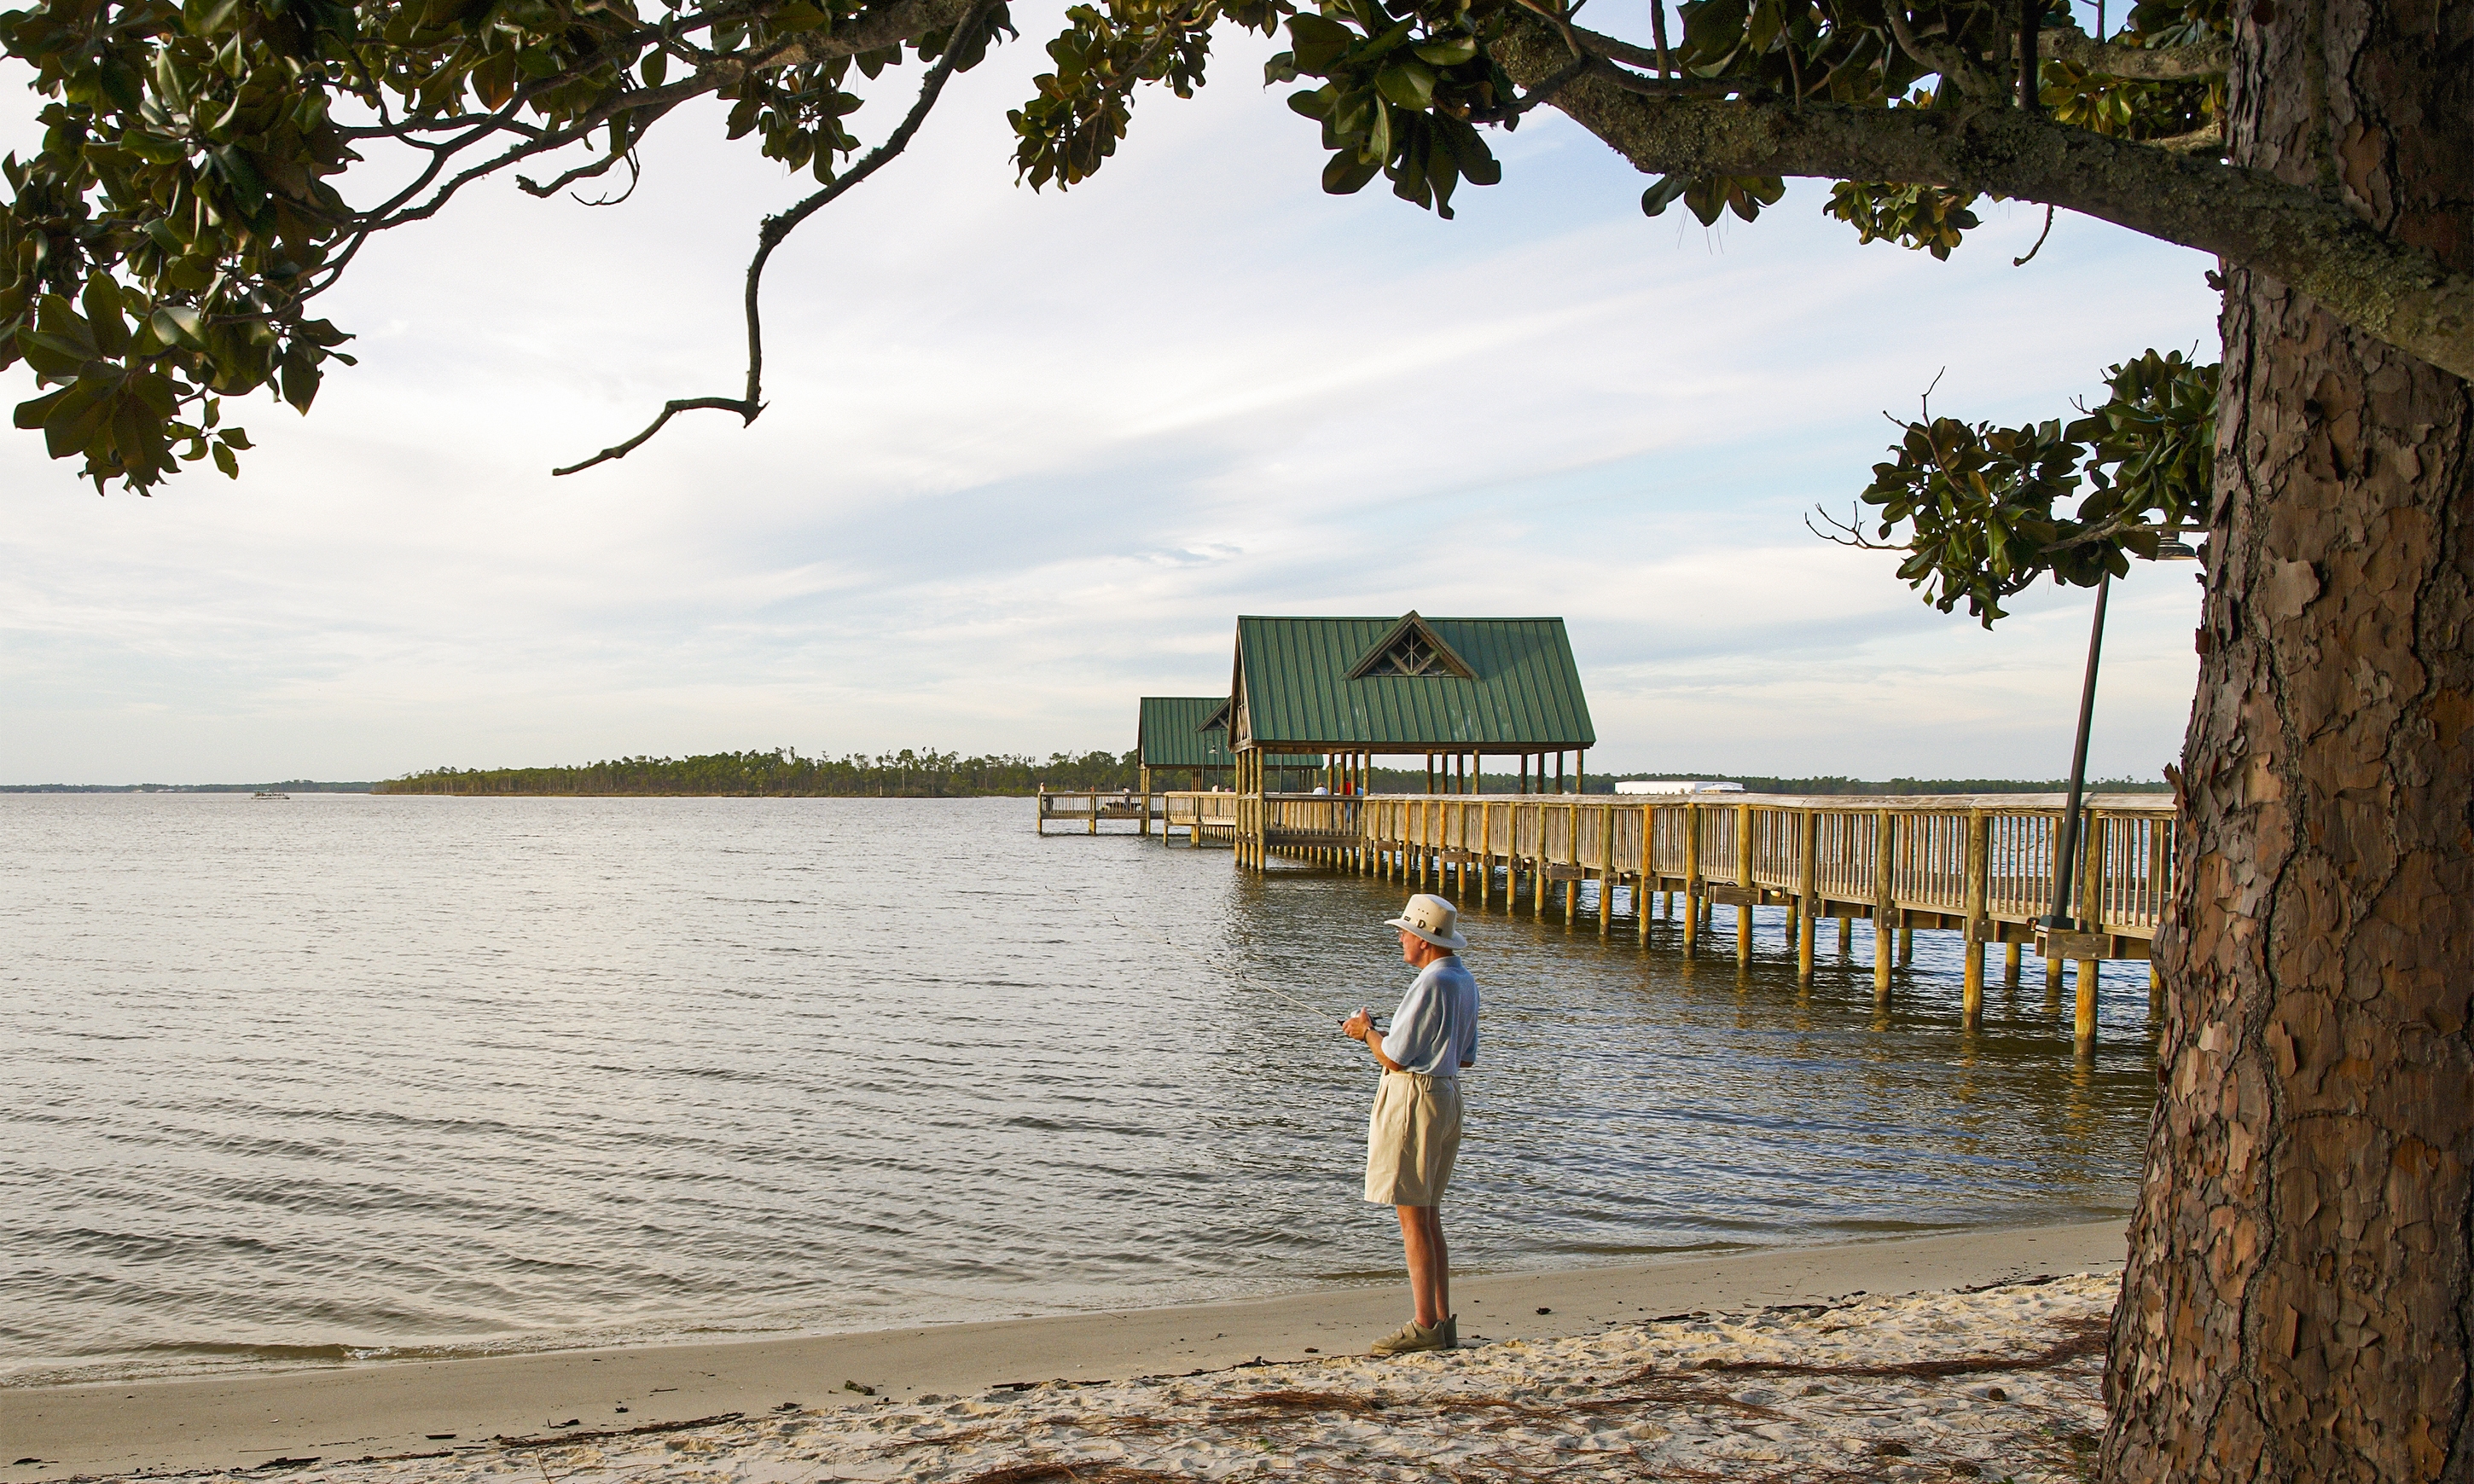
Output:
[2, 1220, 2126, 1480]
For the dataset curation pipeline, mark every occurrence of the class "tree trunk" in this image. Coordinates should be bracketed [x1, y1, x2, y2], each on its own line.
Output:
[2103, 3, 2474, 1480]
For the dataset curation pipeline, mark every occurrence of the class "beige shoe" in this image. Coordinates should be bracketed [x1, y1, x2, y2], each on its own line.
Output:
[1440, 1314, 1458, 1348]
[1370, 1319, 1449, 1356]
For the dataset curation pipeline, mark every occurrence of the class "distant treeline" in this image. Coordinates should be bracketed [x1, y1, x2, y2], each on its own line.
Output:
[1602, 772, 2172, 795]
[0, 780, 376, 793]
[374, 749, 1141, 797]
[1336, 765, 2167, 795]
[369, 751, 2169, 798]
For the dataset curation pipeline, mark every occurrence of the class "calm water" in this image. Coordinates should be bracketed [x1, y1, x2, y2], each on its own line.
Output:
[0, 795, 2157, 1388]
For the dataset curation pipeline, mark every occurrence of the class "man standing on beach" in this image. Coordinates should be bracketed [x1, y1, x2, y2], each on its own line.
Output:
[1343, 892, 1478, 1357]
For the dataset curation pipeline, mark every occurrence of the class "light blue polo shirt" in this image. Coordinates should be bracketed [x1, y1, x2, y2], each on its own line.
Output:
[1380, 956, 1480, 1075]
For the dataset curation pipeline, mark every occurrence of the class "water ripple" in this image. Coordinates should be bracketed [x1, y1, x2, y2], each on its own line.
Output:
[0, 794, 2152, 1388]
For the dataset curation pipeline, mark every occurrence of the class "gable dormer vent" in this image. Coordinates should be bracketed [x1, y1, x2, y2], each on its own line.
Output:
[1349, 612, 1475, 680]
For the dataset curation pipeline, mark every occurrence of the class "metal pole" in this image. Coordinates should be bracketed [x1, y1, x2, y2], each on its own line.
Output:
[2045, 570, 2111, 929]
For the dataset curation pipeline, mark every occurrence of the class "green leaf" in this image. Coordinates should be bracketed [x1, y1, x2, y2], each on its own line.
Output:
[151, 305, 206, 348]
[1321, 147, 1382, 194]
[278, 345, 321, 411]
[1641, 175, 1688, 216]
[40, 380, 116, 461]
[212, 439, 239, 477]
[1373, 57, 1434, 110]
[1286, 13, 1355, 72]
[1411, 35, 1477, 66]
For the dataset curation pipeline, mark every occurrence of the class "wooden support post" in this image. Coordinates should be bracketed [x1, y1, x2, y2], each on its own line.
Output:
[1897, 913, 1913, 965]
[1734, 802, 1754, 962]
[1638, 803, 1655, 947]
[1565, 803, 1581, 927]
[1681, 803, 1701, 957]
[2006, 939, 2023, 984]
[1478, 802, 1493, 910]
[2074, 810, 2103, 1055]
[1873, 809, 1895, 1003]
[1961, 811, 1989, 1030]
[1599, 809, 1615, 935]
[2150, 963, 2163, 1017]
[1797, 812, 1819, 980]
[1838, 914, 1852, 952]
[1140, 768, 1151, 837]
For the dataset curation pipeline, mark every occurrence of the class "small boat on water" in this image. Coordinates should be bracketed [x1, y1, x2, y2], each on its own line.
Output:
[253, 790, 290, 800]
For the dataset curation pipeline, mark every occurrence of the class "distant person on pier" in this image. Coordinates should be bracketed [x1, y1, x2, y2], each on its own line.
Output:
[1343, 892, 1479, 1355]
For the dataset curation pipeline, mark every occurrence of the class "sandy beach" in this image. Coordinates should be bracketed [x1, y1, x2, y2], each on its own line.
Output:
[3, 1220, 2124, 1481]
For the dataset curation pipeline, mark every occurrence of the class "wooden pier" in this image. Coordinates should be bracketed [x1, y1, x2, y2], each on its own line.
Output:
[1033, 789, 1153, 835]
[1169, 788, 2174, 1055]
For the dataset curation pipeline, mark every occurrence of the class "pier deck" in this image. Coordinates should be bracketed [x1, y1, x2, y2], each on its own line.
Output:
[1161, 789, 2174, 1053]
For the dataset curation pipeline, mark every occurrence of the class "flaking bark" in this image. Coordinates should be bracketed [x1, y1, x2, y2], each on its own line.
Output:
[1489, 14, 2474, 382]
[2102, 0, 2474, 1478]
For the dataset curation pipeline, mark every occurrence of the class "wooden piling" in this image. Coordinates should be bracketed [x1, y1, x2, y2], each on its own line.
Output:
[2075, 815, 2104, 1055]
[1599, 810, 1615, 935]
[1961, 811, 1989, 1029]
[1734, 802, 1754, 962]
[1681, 803, 1701, 957]
[1873, 809, 1894, 1002]
[1565, 802, 1580, 927]
[1637, 808, 1655, 947]
[1797, 811, 1820, 980]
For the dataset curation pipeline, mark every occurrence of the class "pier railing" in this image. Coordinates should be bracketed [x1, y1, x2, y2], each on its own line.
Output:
[1159, 788, 2178, 1046]
[1034, 789, 1153, 835]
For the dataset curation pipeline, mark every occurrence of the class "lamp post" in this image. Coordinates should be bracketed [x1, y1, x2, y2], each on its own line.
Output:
[2041, 533, 2201, 935]
[2038, 533, 2201, 1061]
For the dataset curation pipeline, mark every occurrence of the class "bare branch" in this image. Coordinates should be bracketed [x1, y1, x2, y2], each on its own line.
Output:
[1806, 503, 1898, 548]
[1565, 22, 1665, 74]
[547, 396, 754, 477]
[1591, 60, 1778, 99]
[2013, 203, 2054, 264]
[518, 143, 639, 199]
[554, 0, 997, 476]
[1489, 11, 2474, 381]
[1880, 5, 1998, 97]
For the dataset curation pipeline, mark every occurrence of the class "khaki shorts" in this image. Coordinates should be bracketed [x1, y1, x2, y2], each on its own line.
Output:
[1364, 1071, 1462, 1207]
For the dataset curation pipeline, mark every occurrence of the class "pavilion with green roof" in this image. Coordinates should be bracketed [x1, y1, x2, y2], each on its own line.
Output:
[1135, 696, 1326, 834]
[1224, 612, 1597, 799]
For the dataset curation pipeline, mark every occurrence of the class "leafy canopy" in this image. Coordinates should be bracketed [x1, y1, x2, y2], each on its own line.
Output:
[3, 0, 2225, 617]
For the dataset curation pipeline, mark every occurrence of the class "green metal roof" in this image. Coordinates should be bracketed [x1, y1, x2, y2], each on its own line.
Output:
[1138, 697, 1323, 770]
[1230, 613, 1596, 751]
[1139, 697, 1240, 770]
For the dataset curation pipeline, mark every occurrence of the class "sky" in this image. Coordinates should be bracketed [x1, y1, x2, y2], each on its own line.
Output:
[0, 20, 2220, 785]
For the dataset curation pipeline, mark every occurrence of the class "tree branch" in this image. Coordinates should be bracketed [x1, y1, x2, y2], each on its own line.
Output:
[1490, 14, 2474, 381]
[1880, 4, 1999, 97]
[553, 0, 995, 475]
[2036, 25, 2227, 79]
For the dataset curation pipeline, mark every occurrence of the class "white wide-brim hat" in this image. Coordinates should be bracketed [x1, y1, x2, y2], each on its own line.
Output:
[1386, 892, 1467, 951]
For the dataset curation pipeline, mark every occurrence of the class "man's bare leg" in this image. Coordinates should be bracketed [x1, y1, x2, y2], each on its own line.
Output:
[1396, 1203, 1449, 1328]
